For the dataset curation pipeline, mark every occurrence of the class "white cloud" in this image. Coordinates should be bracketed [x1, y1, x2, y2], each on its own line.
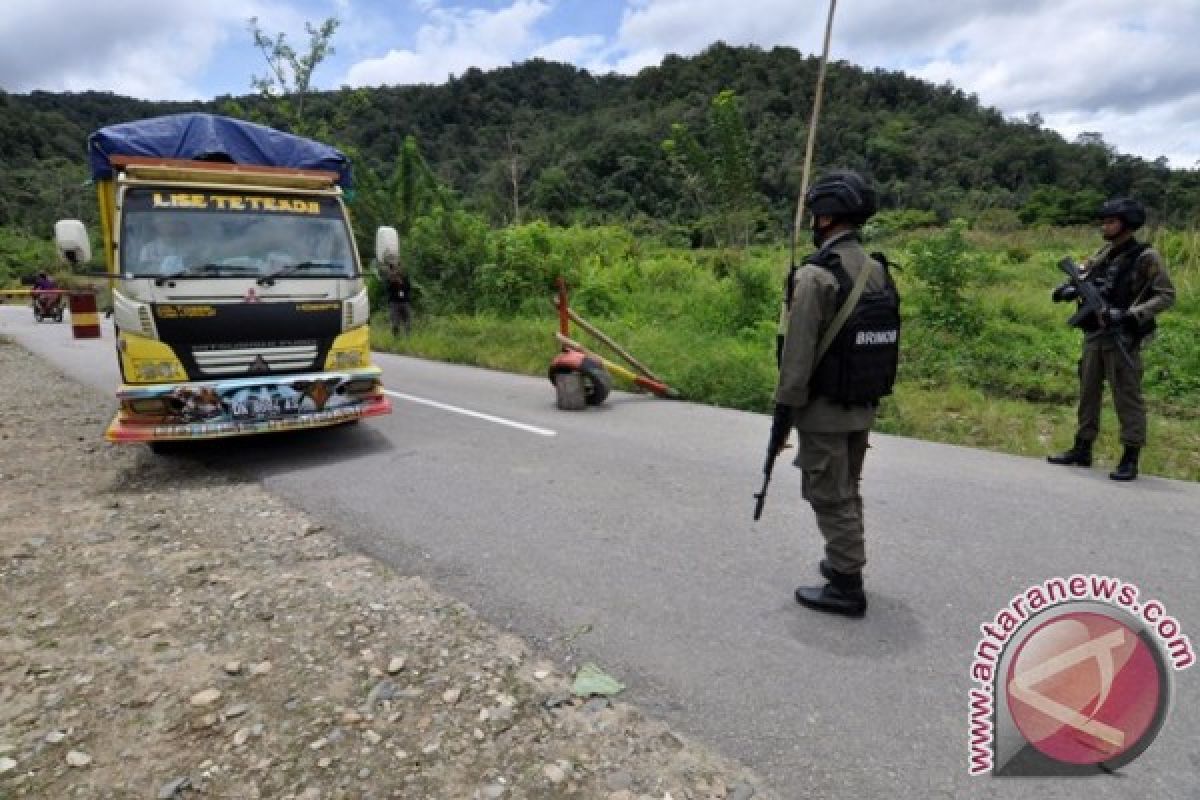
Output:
[616, 0, 799, 54]
[907, 1, 1200, 114]
[0, 0, 287, 100]
[533, 34, 606, 65]
[343, 0, 552, 86]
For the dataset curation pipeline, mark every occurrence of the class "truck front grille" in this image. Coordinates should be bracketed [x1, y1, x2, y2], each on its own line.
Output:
[192, 344, 319, 377]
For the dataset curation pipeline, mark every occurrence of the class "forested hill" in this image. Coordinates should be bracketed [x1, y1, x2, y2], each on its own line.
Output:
[2, 42, 1197, 237]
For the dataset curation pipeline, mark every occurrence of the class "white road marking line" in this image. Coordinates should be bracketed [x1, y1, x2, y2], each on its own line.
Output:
[383, 390, 557, 437]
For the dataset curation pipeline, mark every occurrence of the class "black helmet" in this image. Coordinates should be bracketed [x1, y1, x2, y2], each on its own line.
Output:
[806, 170, 877, 224]
[1097, 197, 1146, 230]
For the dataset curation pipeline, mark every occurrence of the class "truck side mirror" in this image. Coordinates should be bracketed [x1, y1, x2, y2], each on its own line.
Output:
[55, 219, 92, 266]
[375, 226, 399, 268]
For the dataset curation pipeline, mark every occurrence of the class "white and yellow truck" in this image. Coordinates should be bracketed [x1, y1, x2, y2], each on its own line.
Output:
[55, 113, 394, 444]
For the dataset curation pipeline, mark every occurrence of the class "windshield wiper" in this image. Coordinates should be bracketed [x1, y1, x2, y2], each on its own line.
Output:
[153, 264, 261, 285]
[154, 263, 221, 285]
[257, 261, 347, 285]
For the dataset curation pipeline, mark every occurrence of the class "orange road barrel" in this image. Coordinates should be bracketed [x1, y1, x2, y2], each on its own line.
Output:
[68, 290, 102, 339]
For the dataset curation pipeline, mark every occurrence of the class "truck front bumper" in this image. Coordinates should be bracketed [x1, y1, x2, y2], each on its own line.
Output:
[105, 367, 392, 443]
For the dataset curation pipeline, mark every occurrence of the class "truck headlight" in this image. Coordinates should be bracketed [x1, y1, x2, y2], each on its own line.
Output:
[135, 361, 183, 382]
[329, 349, 365, 369]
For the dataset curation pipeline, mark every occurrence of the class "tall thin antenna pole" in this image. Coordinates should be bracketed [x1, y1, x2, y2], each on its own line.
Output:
[791, 0, 838, 249]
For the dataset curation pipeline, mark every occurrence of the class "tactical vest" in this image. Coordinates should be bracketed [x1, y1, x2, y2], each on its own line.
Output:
[809, 251, 902, 406]
[1083, 241, 1156, 337]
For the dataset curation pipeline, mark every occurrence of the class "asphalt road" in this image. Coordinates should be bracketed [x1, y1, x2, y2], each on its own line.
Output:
[4, 306, 1198, 799]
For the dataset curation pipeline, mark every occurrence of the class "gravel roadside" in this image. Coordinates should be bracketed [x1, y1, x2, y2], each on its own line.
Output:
[0, 337, 774, 800]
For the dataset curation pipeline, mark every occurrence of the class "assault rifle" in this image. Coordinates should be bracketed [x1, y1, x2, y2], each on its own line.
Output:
[753, 405, 793, 520]
[1058, 257, 1136, 370]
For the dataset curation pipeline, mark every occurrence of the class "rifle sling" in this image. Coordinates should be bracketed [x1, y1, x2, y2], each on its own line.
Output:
[816, 258, 873, 363]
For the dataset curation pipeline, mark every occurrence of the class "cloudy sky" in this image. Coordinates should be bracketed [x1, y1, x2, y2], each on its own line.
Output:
[3, 0, 1198, 167]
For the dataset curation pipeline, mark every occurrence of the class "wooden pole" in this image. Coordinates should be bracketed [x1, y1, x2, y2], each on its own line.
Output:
[791, 0, 838, 247]
[778, 0, 838, 344]
[555, 277, 570, 338]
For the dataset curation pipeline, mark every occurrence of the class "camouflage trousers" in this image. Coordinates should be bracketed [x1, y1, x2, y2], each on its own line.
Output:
[1076, 337, 1146, 447]
[796, 430, 870, 575]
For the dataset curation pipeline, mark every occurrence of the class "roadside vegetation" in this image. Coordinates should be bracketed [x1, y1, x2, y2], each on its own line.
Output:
[370, 220, 1200, 481]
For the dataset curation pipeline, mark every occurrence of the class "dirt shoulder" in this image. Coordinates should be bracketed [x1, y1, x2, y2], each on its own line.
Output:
[0, 338, 772, 800]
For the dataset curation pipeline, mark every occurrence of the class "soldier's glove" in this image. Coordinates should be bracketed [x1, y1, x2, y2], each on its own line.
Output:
[1102, 307, 1128, 327]
[1051, 283, 1078, 303]
[1119, 309, 1142, 332]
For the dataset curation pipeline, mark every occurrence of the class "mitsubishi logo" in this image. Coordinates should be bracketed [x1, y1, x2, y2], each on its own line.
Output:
[249, 355, 270, 375]
[244, 287, 261, 303]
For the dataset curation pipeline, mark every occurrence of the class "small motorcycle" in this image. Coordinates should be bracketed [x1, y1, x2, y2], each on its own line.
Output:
[32, 292, 65, 323]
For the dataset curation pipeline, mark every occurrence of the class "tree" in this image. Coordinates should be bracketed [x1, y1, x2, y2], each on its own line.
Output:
[505, 131, 524, 225]
[247, 16, 339, 136]
[388, 135, 449, 234]
[530, 165, 573, 221]
[662, 89, 763, 248]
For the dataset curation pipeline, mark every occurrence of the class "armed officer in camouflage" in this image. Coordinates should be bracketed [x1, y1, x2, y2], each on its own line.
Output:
[775, 170, 899, 618]
[1048, 197, 1175, 481]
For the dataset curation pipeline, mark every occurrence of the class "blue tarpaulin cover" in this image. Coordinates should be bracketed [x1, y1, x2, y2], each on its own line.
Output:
[88, 113, 352, 188]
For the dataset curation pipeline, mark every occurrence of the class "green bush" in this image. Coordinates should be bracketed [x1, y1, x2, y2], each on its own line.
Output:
[405, 208, 493, 313]
[1004, 245, 1031, 263]
[1019, 187, 1105, 226]
[868, 209, 938, 236]
[973, 208, 1023, 233]
[0, 228, 57, 287]
[906, 219, 981, 330]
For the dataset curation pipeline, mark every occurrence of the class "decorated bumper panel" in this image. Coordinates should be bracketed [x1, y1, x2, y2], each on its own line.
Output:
[107, 370, 390, 442]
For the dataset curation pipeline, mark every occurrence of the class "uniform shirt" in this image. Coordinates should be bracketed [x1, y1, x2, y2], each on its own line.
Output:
[1081, 239, 1175, 343]
[776, 231, 887, 433]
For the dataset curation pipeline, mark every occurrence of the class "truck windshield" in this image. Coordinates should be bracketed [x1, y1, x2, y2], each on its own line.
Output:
[120, 188, 356, 279]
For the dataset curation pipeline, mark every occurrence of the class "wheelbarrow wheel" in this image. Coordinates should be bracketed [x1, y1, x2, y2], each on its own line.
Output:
[579, 358, 612, 405]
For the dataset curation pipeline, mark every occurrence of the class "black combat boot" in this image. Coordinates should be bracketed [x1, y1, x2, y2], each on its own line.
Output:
[819, 559, 835, 582]
[1110, 446, 1140, 481]
[1047, 436, 1093, 467]
[796, 568, 867, 618]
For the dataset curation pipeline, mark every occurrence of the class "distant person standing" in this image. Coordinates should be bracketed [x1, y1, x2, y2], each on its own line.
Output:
[774, 170, 900, 618]
[1048, 197, 1175, 481]
[384, 262, 413, 336]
